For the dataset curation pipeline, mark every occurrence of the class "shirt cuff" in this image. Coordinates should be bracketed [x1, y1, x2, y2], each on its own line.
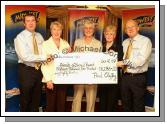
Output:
[123, 59, 131, 66]
[40, 55, 47, 61]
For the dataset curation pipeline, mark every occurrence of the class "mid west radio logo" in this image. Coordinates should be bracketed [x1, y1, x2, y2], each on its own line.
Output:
[134, 15, 155, 27]
[11, 10, 40, 23]
[74, 16, 99, 27]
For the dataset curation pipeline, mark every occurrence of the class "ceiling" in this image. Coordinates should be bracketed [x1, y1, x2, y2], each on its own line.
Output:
[107, 5, 154, 17]
[47, 5, 154, 18]
[111, 5, 154, 10]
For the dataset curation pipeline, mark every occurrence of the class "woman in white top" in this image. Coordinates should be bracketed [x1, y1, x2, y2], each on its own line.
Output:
[41, 21, 71, 112]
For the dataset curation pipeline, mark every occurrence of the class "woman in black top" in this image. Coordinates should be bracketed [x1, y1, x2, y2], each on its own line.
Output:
[99, 25, 123, 112]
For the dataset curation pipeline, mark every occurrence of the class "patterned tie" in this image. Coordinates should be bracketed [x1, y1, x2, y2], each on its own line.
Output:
[123, 39, 132, 72]
[32, 33, 40, 70]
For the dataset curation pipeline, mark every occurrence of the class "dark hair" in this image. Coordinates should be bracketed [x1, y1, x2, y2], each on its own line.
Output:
[23, 13, 37, 23]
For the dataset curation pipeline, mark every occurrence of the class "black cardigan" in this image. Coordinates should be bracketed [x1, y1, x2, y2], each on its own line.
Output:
[102, 41, 123, 84]
[102, 41, 123, 61]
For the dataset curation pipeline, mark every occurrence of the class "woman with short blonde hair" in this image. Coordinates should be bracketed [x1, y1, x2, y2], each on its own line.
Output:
[99, 24, 123, 112]
[41, 21, 71, 112]
[50, 21, 63, 30]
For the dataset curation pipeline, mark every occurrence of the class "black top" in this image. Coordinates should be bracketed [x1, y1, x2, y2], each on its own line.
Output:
[102, 41, 123, 61]
[102, 41, 123, 84]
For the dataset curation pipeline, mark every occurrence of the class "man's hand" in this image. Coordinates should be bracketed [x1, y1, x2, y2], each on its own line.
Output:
[47, 54, 52, 59]
[46, 80, 54, 90]
[116, 61, 124, 68]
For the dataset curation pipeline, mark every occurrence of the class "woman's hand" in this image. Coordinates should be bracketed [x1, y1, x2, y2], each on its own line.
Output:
[67, 47, 71, 53]
[46, 80, 54, 90]
[116, 61, 124, 68]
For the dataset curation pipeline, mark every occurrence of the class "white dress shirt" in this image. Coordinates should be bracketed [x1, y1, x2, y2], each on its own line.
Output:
[14, 29, 46, 67]
[122, 34, 152, 73]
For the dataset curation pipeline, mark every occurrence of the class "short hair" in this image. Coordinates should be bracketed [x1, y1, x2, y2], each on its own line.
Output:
[132, 19, 139, 26]
[83, 19, 95, 28]
[104, 25, 117, 35]
[50, 21, 63, 30]
[126, 19, 139, 27]
[23, 13, 37, 23]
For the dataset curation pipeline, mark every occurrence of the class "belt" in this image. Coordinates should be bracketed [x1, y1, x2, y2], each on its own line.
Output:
[19, 63, 37, 70]
[124, 72, 146, 76]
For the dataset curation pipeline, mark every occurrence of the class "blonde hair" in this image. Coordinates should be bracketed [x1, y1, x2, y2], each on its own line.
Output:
[104, 25, 117, 35]
[50, 21, 63, 30]
[125, 19, 139, 28]
[83, 19, 95, 28]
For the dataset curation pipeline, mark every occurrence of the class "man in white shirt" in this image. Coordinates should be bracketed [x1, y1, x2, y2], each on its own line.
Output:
[14, 14, 47, 112]
[117, 19, 152, 112]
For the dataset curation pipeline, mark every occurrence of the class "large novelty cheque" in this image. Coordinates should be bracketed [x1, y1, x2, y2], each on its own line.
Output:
[52, 52, 118, 84]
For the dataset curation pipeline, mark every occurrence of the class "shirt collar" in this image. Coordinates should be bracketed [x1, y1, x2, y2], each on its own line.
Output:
[83, 37, 95, 44]
[131, 34, 140, 41]
[49, 36, 64, 48]
[24, 29, 36, 37]
[50, 36, 63, 42]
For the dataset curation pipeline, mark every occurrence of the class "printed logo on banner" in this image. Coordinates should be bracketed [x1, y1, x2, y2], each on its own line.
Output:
[74, 16, 99, 39]
[11, 10, 40, 23]
[134, 15, 155, 27]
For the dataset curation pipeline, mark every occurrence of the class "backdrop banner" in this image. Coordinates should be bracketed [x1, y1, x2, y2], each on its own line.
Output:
[68, 9, 106, 46]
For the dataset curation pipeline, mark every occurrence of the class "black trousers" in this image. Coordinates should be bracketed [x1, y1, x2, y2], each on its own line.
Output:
[121, 73, 147, 112]
[99, 84, 119, 112]
[18, 63, 42, 112]
[45, 84, 68, 112]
